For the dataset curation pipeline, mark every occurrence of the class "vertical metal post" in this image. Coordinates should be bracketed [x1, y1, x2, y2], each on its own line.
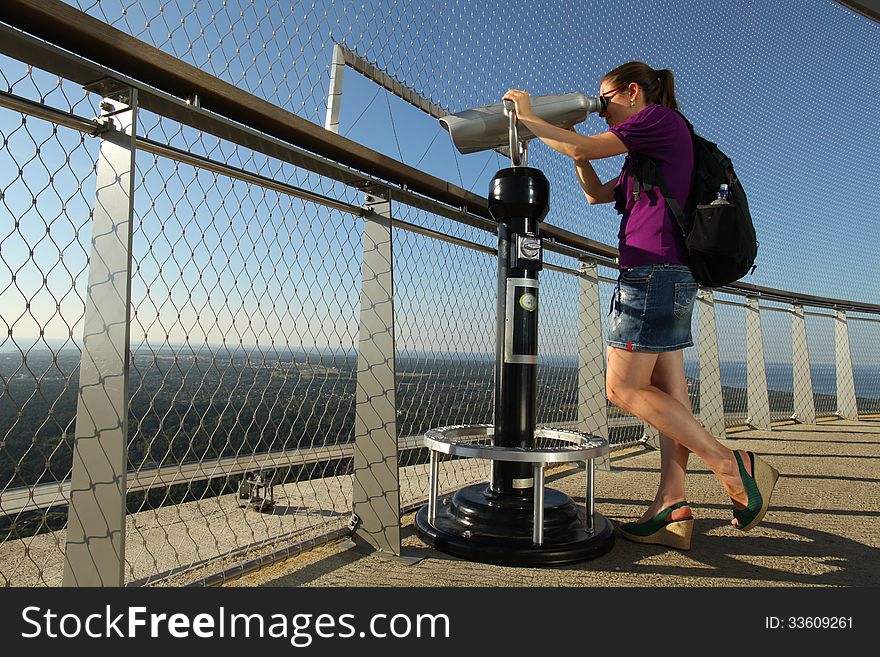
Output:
[745, 297, 772, 430]
[577, 260, 609, 468]
[532, 463, 545, 546]
[324, 43, 346, 133]
[63, 87, 137, 586]
[585, 458, 595, 534]
[698, 290, 726, 439]
[790, 304, 816, 424]
[834, 310, 859, 420]
[352, 192, 401, 555]
[427, 450, 439, 526]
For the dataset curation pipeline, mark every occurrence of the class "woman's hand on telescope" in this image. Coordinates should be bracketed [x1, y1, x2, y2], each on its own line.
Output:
[502, 89, 534, 119]
[502, 89, 626, 162]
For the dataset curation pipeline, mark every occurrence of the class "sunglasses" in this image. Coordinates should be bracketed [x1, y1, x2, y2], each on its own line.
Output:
[599, 85, 629, 112]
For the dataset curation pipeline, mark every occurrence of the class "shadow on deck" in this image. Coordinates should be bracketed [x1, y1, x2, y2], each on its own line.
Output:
[228, 418, 880, 588]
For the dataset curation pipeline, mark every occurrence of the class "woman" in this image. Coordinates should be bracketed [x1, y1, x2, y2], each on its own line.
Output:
[502, 62, 778, 550]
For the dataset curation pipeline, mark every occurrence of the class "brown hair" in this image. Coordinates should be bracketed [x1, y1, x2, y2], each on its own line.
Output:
[603, 61, 678, 111]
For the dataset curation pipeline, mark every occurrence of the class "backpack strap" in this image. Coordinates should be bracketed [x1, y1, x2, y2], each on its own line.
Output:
[628, 156, 654, 201]
[627, 155, 688, 238]
[651, 169, 687, 237]
[627, 109, 697, 237]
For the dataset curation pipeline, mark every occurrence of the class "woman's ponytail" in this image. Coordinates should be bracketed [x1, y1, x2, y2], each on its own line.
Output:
[655, 69, 679, 111]
[602, 62, 679, 111]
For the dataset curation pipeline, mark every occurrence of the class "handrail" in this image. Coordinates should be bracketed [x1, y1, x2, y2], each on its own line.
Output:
[717, 281, 880, 314]
[836, 1, 880, 23]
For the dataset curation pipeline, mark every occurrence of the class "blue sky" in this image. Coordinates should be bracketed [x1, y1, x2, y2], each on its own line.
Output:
[0, 0, 877, 363]
[327, 0, 880, 303]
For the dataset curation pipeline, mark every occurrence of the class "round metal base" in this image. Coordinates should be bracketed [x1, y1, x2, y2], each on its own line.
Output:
[414, 483, 615, 566]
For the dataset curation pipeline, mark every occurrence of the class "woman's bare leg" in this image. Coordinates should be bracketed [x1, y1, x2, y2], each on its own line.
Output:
[605, 346, 751, 524]
[635, 349, 693, 522]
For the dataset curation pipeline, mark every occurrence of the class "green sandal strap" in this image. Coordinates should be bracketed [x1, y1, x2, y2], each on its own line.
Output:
[621, 500, 691, 536]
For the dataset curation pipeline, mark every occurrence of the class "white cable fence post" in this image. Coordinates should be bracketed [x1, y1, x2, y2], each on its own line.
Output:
[791, 304, 817, 424]
[63, 84, 137, 586]
[835, 310, 860, 420]
[324, 43, 345, 133]
[577, 260, 610, 469]
[698, 290, 726, 439]
[746, 296, 772, 431]
[352, 191, 401, 556]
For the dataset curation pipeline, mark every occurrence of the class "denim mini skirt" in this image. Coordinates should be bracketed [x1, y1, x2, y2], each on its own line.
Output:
[606, 264, 698, 352]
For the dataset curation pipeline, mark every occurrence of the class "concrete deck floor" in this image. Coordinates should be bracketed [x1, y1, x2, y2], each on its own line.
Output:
[226, 418, 880, 588]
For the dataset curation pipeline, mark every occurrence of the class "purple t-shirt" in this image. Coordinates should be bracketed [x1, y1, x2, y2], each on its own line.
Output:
[609, 104, 693, 269]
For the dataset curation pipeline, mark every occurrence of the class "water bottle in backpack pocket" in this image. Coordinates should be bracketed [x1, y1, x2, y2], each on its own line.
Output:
[686, 181, 758, 288]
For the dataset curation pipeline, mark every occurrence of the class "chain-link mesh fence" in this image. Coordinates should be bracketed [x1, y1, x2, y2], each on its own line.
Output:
[805, 311, 838, 418]
[535, 267, 581, 428]
[1, 1, 878, 586]
[683, 303, 700, 414]
[1, 88, 368, 584]
[62, 0, 880, 307]
[713, 295, 749, 428]
[392, 205, 496, 508]
[122, 148, 363, 585]
[761, 302, 795, 423]
[850, 315, 880, 416]
[0, 56, 101, 585]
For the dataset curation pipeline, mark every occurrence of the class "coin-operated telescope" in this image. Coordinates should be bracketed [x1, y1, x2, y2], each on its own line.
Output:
[414, 93, 616, 566]
[439, 92, 604, 164]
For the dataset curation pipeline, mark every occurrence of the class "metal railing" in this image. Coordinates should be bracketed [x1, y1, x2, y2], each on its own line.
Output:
[0, 1, 878, 587]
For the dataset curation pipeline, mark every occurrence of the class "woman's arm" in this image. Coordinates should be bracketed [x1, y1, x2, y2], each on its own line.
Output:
[522, 117, 627, 162]
[503, 89, 628, 163]
[575, 160, 617, 204]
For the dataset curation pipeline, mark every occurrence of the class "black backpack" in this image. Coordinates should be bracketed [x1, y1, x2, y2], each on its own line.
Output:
[628, 113, 758, 288]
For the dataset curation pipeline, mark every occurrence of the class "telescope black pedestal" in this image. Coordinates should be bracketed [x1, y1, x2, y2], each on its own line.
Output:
[415, 166, 614, 566]
[415, 484, 614, 566]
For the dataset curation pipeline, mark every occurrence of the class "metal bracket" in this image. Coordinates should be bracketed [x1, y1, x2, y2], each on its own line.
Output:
[362, 184, 391, 206]
[83, 77, 133, 106]
[578, 258, 598, 273]
[97, 101, 131, 118]
[345, 511, 423, 565]
[89, 116, 114, 137]
[84, 78, 135, 136]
